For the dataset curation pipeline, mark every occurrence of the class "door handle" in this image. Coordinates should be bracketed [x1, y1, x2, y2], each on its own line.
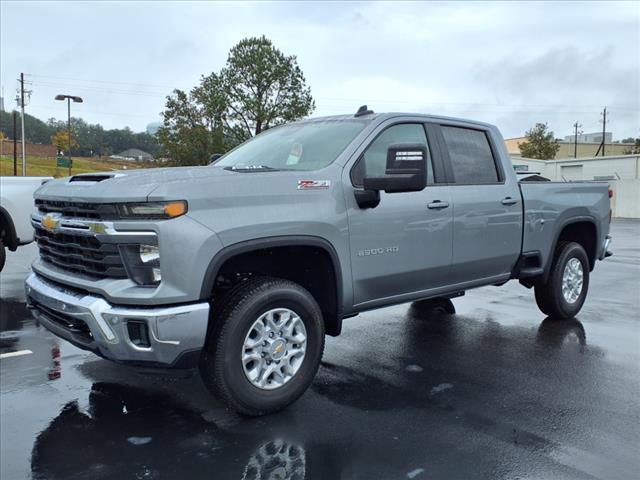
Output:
[427, 200, 449, 210]
[501, 197, 518, 206]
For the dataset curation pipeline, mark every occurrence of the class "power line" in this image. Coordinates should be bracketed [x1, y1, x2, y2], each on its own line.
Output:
[24, 74, 640, 112]
[30, 104, 159, 118]
[25, 73, 175, 90]
[29, 81, 167, 98]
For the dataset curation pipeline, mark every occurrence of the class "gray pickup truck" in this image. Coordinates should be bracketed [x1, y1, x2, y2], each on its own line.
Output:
[25, 107, 612, 415]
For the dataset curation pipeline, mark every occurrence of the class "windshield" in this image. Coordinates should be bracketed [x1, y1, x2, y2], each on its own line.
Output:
[215, 120, 368, 171]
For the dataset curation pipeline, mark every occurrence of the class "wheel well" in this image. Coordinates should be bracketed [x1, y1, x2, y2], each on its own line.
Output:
[0, 207, 18, 250]
[557, 221, 597, 270]
[210, 245, 342, 336]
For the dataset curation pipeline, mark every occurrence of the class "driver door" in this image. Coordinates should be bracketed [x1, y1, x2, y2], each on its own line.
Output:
[345, 122, 453, 308]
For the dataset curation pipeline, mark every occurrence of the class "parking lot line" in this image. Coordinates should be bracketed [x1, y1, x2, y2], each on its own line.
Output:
[0, 350, 34, 359]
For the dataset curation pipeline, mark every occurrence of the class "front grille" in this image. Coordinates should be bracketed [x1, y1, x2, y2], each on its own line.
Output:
[36, 199, 118, 220]
[31, 300, 94, 345]
[34, 225, 127, 279]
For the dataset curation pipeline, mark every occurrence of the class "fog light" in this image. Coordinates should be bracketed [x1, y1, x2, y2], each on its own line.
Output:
[127, 320, 150, 348]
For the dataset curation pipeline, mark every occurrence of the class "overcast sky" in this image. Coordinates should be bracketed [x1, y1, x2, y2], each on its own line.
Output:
[1, 1, 638, 139]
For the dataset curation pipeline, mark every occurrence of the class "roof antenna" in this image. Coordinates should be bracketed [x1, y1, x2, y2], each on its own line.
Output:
[354, 105, 374, 117]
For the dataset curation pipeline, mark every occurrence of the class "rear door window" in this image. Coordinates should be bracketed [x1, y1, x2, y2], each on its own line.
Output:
[440, 126, 499, 184]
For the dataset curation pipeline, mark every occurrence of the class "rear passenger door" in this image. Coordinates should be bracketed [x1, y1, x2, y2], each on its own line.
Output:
[436, 124, 523, 283]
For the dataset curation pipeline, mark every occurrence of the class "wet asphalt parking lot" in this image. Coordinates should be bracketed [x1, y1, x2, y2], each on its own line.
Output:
[1, 220, 639, 480]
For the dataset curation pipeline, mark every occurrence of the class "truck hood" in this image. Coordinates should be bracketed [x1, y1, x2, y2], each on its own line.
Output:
[34, 166, 236, 203]
[34, 165, 331, 206]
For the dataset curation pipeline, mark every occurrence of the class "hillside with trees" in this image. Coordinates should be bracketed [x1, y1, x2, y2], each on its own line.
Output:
[0, 110, 160, 157]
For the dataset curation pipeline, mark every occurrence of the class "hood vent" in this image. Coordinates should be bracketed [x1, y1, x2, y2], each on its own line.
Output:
[69, 174, 116, 183]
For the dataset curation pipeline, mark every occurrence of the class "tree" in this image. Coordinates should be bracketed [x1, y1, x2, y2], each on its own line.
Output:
[157, 36, 315, 165]
[156, 87, 226, 166]
[219, 35, 314, 139]
[51, 130, 78, 154]
[622, 138, 640, 155]
[518, 123, 561, 160]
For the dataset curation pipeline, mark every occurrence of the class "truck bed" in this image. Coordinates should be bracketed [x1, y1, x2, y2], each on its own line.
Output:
[519, 180, 610, 273]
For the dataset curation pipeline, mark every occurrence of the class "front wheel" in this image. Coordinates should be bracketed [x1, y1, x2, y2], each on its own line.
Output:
[0, 239, 5, 273]
[534, 242, 590, 319]
[200, 277, 325, 416]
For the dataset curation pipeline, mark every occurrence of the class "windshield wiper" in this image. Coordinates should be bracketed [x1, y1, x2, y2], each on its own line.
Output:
[225, 165, 280, 172]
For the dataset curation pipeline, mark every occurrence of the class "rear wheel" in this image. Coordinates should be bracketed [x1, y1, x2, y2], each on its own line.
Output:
[534, 242, 589, 319]
[200, 277, 324, 416]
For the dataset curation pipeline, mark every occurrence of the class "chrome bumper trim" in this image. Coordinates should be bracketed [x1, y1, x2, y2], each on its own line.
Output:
[600, 234, 613, 260]
[25, 273, 209, 366]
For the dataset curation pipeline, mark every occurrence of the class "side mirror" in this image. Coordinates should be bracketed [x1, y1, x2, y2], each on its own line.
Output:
[209, 153, 222, 163]
[362, 143, 427, 194]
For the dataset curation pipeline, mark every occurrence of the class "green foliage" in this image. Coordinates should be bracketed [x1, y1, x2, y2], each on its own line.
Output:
[0, 110, 51, 144]
[518, 123, 561, 160]
[51, 130, 78, 153]
[221, 35, 315, 137]
[158, 36, 315, 165]
[156, 87, 226, 166]
[0, 110, 158, 157]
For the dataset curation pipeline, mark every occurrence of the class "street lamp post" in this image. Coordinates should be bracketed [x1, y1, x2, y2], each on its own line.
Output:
[55, 94, 83, 176]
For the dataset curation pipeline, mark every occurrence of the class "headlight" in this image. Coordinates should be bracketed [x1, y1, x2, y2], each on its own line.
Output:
[117, 201, 187, 219]
[120, 243, 161, 286]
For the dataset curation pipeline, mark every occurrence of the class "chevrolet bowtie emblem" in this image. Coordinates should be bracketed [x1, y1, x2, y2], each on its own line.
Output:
[41, 214, 61, 232]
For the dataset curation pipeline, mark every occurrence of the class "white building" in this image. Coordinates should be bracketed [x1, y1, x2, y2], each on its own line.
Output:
[562, 131, 613, 144]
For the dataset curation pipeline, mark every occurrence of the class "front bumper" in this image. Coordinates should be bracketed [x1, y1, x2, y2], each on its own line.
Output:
[25, 273, 209, 368]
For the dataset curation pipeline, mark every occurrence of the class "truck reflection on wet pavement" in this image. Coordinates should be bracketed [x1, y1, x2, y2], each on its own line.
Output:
[2, 221, 639, 480]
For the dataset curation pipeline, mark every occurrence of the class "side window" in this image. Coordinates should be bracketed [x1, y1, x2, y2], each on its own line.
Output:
[352, 123, 434, 186]
[440, 126, 499, 184]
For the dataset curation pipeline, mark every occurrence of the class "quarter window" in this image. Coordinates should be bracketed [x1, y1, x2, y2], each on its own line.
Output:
[440, 126, 499, 184]
[352, 123, 433, 186]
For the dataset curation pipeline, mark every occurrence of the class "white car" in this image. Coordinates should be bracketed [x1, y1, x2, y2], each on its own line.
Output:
[0, 176, 51, 271]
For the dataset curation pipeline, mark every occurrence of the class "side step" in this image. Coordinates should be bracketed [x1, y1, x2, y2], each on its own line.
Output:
[513, 251, 543, 279]
[519, 267, 544, 277]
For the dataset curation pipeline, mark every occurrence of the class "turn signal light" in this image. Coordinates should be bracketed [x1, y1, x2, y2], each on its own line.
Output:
[164, 201, 187, 218]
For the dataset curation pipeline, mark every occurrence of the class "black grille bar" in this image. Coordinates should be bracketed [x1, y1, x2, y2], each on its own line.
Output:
[34, 225, 127, 279]
[35, 199, 119, 220]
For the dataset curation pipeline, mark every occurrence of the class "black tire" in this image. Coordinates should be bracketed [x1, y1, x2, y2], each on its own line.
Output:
[0, 239, 5, 273]
[534, 242, 589, 319]
[200, 276, 325, 416]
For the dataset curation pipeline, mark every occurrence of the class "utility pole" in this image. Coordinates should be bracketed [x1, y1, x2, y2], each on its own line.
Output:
[573, 121, 582, 159]
[19, 73, 26, 175]
[601, 107, 607, 157]
[13, 111, 18, 176]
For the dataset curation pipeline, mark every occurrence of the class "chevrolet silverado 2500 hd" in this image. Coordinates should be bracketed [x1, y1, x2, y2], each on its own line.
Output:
[25, 108, 612, 415]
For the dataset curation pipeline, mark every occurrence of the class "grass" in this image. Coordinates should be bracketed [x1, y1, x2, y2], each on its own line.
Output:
[0, 156, 146, 177]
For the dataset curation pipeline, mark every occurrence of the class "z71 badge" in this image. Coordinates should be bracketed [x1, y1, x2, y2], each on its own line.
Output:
[298, 180, 331, 190]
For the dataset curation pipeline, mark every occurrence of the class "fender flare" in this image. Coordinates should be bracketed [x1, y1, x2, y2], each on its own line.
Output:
[543, 215, 599, 282]
[199, 235, 344, 331]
